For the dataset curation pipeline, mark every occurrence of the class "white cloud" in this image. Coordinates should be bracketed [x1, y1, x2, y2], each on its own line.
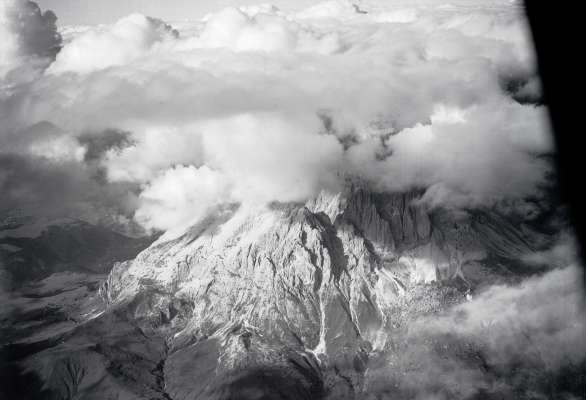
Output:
[370, 101, 552, 207]
[188, 6, 342, 53]
[28, 131, 86, 162]
[0, 0, 553, 233]
[134, 164, 231, 233]
[295, 0, 365, 20]
[365, 262, 585, 399]
[199, 113, 344, 203]
[48, 13, 177, 74]
[104, 124, 204, 183]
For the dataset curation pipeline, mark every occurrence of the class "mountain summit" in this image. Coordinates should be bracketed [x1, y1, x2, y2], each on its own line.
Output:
[1, 187, 556, 399]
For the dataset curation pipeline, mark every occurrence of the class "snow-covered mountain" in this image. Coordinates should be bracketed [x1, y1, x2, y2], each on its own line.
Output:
[2, 187, 570, 400]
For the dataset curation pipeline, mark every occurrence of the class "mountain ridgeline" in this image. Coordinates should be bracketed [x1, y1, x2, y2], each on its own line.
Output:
[0, 187, 566, 399]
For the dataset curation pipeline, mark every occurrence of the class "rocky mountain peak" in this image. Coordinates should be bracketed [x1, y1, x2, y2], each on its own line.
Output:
[0, 186, 561, 400]
[100, 187, 541, 361]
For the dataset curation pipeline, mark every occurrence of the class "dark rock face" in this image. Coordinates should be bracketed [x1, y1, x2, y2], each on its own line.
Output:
[0, 189, 566, 399]
[164, 332, 325, 400]
[0, 219, 154, 289]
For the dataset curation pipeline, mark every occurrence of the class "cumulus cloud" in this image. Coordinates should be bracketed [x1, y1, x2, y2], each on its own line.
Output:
[134, 164, 231, 233]
[190, 6, 342, 53]
[0, 0, 554, 234]
[369, 101, 552, 207]
[48, 13, 178, 74]
[0, 0, 61, 81]
[200, 113, 343, 203]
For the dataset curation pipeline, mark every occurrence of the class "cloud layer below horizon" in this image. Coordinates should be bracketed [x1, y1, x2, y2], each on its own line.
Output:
[1, 0, 551, 234]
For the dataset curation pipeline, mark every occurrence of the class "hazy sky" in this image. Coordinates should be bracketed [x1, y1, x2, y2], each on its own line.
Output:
[35, 0, 518, 25]
[36, 0, 317, 24]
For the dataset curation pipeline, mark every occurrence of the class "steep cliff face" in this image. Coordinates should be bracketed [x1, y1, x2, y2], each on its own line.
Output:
[87, 188, 544, 398]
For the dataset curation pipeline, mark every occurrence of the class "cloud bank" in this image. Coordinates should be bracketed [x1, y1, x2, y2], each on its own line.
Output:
[49, 13, 178, 74]
[364, 261, 585, 399]
[1, 0, 552, 234]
